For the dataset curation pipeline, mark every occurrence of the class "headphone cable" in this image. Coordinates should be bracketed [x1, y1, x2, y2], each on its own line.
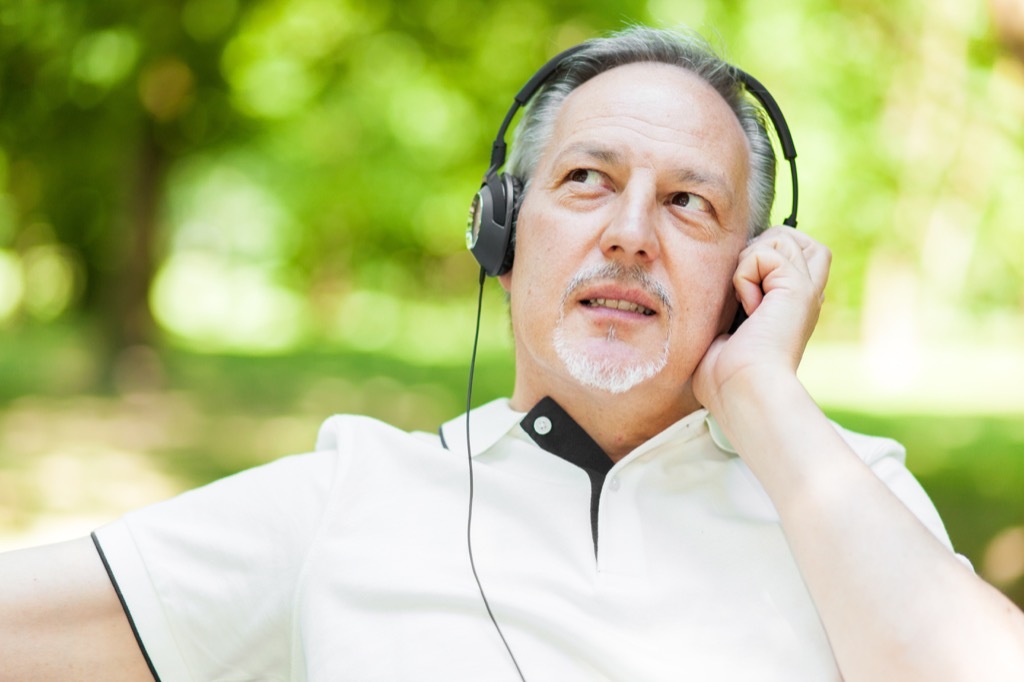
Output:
[465, 266, 527, 682]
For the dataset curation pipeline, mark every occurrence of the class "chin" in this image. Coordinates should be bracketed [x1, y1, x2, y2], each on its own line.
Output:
[554, 332, 670, 395]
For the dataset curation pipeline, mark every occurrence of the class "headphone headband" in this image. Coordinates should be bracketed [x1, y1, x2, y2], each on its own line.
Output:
[735, 69, 799, 228]
[487, 44, 588, 174]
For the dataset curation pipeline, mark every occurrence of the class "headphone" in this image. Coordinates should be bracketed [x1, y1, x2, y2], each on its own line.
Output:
[466, 44, 800, 278]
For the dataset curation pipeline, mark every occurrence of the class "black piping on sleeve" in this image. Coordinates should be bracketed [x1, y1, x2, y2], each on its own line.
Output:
[90, 531, 162, 682]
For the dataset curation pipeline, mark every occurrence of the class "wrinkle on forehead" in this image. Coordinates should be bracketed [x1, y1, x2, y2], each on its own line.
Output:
[524, 62, 753, 233]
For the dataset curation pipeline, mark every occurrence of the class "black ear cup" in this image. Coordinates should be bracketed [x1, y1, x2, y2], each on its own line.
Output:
[466, 44, 588, 278]
[467, 172, 519, 276]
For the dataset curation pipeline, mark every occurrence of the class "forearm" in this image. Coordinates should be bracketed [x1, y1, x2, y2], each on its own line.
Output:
[711, 369, 1024, 681]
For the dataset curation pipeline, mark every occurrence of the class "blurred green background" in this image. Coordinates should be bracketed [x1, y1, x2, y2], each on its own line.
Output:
[1, 0, 1022, 610]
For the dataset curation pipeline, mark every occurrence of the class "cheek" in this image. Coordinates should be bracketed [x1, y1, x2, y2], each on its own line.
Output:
[511, 232, 569, 302]
[704, 254, 743, 330]
[671, 251, 741, 329]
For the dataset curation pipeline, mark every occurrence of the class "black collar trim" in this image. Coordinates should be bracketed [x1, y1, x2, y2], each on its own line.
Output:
[521, 397, 612, 474]
[521, 396, 612, 554]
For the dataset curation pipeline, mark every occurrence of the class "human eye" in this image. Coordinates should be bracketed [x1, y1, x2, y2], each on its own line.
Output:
[566, 168, 606, 186]
[669, 191, 712, 213]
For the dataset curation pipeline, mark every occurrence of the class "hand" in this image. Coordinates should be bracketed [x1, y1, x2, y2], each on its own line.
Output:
[693, 225, 831, 413]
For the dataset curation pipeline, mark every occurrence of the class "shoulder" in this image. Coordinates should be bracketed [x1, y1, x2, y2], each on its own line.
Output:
[828, 420, 907, 467]
[314, 413, 444, 455]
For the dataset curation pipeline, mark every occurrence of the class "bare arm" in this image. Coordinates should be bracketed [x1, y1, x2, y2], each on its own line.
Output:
[0, 536, 153, 682]
[694, 226, 1024, 681]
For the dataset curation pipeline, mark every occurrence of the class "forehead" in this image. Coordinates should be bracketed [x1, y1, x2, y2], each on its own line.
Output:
[542, 62, 750, 192]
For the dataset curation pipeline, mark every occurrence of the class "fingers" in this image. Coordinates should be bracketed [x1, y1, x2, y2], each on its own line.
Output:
[772, 226, 831, 296]
[734, 225, 832, 313]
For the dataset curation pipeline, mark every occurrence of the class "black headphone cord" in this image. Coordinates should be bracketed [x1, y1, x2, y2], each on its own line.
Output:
[465, 266, 527, 681]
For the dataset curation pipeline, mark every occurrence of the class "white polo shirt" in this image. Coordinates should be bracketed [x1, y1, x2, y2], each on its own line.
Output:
[93, 398, 958, 681]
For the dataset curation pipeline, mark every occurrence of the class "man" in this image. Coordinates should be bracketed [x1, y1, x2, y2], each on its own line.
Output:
[3, 25, 1024, 682]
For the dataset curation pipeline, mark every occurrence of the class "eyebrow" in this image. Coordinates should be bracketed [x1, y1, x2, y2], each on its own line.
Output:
[551, 142, 738, 208]
[553, 142, 623, 167]
[670, 167, 737, 208]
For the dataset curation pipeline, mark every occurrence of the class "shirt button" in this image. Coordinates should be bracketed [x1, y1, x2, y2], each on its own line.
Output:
[533, 416, 552, 435]
[608, 476, 620, 492]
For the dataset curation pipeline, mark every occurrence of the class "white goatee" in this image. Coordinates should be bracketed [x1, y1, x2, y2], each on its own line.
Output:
[554, 327, 669, 394]
[553, 262, 673, 394]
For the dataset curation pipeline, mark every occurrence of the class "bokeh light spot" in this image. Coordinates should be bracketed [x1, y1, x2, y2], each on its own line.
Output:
[151, 252, 308, 353]
[983, 526, 1024, 587]
[0, 249, 25, 322]
[21, 245, 78, 321]
[71, 28, 139, 88]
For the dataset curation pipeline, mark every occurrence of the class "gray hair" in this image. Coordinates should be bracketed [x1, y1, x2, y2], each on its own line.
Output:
[507, 26, 777, 237]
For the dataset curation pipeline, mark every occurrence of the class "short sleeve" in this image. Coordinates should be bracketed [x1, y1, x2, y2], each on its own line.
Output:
[832, 423, 971, 567]
[93, 448, 343, 681]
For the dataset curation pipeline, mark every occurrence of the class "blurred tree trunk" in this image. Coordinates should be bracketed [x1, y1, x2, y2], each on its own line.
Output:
[95, 120, 166, 387]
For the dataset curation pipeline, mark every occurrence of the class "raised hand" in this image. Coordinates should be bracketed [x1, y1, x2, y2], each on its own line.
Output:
[694, 225, 831, 415]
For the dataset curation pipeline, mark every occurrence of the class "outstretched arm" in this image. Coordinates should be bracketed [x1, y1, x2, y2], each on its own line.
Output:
[694, 226, 1024, 681]
[0, 536, 153, 682]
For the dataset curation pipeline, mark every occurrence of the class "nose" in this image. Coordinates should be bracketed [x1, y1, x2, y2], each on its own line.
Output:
[598, 178, 661, 264]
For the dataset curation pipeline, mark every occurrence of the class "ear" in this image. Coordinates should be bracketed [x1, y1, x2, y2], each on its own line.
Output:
[498, 270, 512, 293]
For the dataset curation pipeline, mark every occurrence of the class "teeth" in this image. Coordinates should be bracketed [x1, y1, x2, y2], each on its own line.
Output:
[586, 298, 655, 315]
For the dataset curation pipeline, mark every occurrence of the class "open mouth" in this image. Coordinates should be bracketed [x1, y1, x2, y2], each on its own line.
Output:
[582, 298, 656, 316]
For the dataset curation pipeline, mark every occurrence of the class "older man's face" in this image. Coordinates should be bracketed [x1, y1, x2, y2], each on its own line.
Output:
[500, 62, 751, 405]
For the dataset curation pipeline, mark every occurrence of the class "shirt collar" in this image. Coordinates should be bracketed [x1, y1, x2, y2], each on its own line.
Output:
[520, 396, 613, 474]
[438, 398, 525, 458]
[440, 397, 738, 460]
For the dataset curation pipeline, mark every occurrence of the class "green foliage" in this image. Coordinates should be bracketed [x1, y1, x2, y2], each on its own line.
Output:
[2, 0, 1021, 359]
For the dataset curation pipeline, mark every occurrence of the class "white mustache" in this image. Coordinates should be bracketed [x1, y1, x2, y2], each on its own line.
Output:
[559, 263, 673, 317]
